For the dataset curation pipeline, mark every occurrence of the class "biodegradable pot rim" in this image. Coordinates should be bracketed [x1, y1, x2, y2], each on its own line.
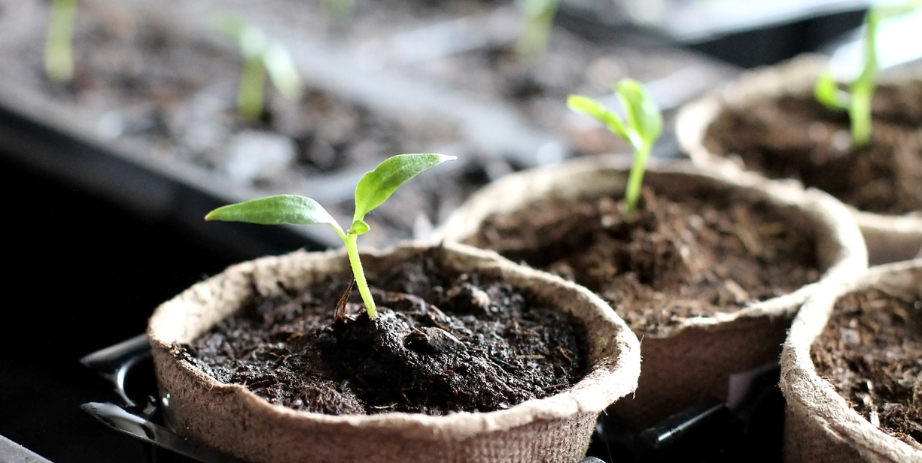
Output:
[674, 53, 922, 264]
[148, 241, 641, 442]
[780, 260, 922, 462]
[433, 154, 867, 338]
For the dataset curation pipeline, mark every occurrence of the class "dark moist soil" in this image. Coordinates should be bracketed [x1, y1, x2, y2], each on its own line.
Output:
[176, 249, 587, 415]
[466, 188, 820, 333]
[0, 0, 491, 246]
[811, 288, 922, 450]
[704, 87, 922, 215]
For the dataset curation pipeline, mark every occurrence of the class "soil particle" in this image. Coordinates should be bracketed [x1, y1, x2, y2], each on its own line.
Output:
[811, 288, 922, 449]
[465, 188, 820, 333]
[704, 87, 922, 215]
[177, 249, 587, 415]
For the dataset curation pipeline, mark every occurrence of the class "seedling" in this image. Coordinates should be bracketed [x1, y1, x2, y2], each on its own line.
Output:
[516, 0, 560, 60]
[814, 1, 922, 148]
[567, 79, 662, 218]
[45, 0, 78, 83]
[205, 153, 456, 318]
[214, 14, 304, 121]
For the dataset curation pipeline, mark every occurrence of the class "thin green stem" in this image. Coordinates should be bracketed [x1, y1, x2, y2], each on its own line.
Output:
[850, 84, 872, 147]
[345, 233, 377, 318]
[624, 144, 650, 218]
[45, 0, 77, 83]
[238, 55, 266, 120]
[850, 8, 879, 148]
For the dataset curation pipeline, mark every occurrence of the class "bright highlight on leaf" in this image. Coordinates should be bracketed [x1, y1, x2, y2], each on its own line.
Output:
[568, 78, 662, 218]
[205, 153, 456, 318]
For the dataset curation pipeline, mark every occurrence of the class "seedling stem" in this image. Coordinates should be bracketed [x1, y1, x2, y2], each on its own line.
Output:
[567, 79, 662, 218]
[214, 14, 304, 121]
[815, 1, 922, 147]
[205, 154, 455, 318]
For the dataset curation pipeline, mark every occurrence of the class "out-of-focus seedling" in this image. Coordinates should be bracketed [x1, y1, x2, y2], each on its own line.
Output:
[45, 0, 78, 83]
[567, 79, 663, 218]
[205, 153, 456, 318]
[214, 14, 304, 121]
[516, 0, 559, 60]
[814, 1, 922, 148]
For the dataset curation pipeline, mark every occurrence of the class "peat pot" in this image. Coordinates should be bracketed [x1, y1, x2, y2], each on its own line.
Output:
[435, 155, 867, 426]
[781, 260, 922, 462]
[148, 242, 641, 463]
[676, 54, 922, 265]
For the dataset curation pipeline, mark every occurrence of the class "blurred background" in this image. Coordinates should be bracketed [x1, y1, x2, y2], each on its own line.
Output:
[0, 0, 914, 461]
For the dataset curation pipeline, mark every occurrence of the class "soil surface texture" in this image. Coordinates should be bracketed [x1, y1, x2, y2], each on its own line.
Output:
[466, 188, 820, 333]
[176, 249, 587, 415]
[811, 288, 922, 449]
[704, 86, 922, 215]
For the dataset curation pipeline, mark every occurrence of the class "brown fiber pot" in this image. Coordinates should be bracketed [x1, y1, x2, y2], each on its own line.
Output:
[433, 154, 867, 426]
[148, 242, 641, 463]
[676, 54, 922, 265]
[780, 260, 922, 463]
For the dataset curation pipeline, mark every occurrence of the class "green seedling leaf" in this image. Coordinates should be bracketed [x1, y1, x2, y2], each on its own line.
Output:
[814, 1, 921, 147]
[615, 79, 663, 146]
[567, 78, 662, 218]
[264, 42, 304, 100]
[205, 154, 455, 319]
[351, 153, 457, 234]
[814, 70, 849, 110]
[616, 79, 663, 149]
[205, 194, 344, 235]
[213, 12, 304, 120]
[567, 95, 628, 140]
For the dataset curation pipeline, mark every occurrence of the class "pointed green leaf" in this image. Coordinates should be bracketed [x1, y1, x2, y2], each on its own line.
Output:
[351, 153, 455, 233]
[264, 41, 303, 100]
[814, 70, 849, 110]
[567, 94, 629, 140]
[213, 13, 268, 59]
[615, 79, 662, 149]
[206, 195, 344, 235]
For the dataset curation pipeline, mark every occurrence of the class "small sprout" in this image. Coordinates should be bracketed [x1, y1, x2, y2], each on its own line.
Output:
[213, 14, 304, 121]
[814, 1, 922, 148]
[567, 79, 663, 218]
[516, 0, 560, 60]
[205, 153, 456, 318]
[45, 0, 78, 83]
